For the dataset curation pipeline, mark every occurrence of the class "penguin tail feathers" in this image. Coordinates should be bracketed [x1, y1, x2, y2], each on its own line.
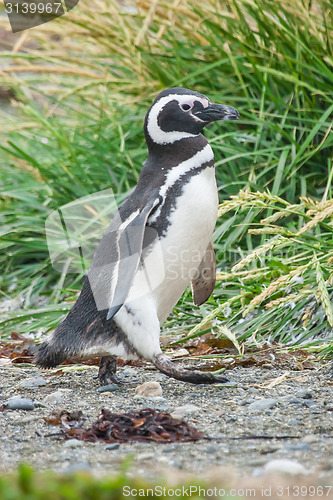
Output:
[153, 353, 230, 385]
[34, 340, 68, 368]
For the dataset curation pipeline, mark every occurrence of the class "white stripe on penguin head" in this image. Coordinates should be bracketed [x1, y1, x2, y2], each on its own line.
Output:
[147, 94, 209, 145]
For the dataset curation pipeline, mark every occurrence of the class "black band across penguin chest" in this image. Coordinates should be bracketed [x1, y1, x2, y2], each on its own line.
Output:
[137, 135, 215, 238]
[147, 158, 215, 238]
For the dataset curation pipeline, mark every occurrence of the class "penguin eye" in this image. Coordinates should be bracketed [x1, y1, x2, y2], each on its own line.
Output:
[180, 103, 193, 112]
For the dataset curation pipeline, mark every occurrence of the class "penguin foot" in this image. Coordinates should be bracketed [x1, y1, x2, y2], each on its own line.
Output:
[153, 353, 230, 385]
[98, 356, 127, 385]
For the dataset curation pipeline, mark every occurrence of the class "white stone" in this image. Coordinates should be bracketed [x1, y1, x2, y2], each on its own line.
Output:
[302, 434, 318, 444]
[134, 381, 163, 398]
[247, 398, 277, 413]
[264, 459, 308, 475]
[43, 389, 72, 405]
[170, 404, 200, 419]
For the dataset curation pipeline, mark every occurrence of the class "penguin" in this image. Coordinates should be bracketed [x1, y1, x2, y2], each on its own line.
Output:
[35, 87, 240, 385]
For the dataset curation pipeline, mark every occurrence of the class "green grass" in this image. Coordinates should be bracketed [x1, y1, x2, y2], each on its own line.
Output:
[0, 0, 332, 354]
[0, 463, 245, 500]
[175, 191, 333, 351]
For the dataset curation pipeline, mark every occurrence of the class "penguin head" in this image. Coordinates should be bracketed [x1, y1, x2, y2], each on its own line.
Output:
[144, 87, 239, 146]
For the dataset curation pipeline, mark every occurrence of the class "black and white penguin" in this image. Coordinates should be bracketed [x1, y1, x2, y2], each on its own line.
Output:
[35, 87, 239, 384]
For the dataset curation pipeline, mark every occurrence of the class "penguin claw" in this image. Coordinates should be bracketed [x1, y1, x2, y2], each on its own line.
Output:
[99, 374, 127, 385]
[98, 355, 124, 386]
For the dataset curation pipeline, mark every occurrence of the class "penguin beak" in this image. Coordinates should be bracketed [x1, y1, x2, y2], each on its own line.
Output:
[194, 102, 240, 123]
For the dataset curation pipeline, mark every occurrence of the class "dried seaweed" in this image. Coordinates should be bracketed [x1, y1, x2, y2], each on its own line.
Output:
[0, 332, 34, 363]
[43, 409, 85, 428]
[54, 408, 205, 443]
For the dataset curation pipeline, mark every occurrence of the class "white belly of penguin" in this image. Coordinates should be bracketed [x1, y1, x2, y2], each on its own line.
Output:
[114, 166, 218, 349]
[154, 167, 218, 322]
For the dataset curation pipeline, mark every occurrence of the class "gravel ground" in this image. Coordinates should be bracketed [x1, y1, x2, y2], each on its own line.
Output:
[1, 358, 333, 487]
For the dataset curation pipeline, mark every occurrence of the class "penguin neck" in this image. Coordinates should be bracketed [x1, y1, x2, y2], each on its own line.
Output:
[145, 134, 210, 167]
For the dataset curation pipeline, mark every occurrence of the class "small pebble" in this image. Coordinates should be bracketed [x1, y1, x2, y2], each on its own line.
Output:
[122, 368, 136, 377]
[248, 388, 260, 394]
[288, 398, 302, 405]
[63, 462, 91, 474]
[43, 390, 72, 405]
[162, 444, 180, 453]
[278, 395, 294, 403]
[170, 460, 182, 469]
[96, 384, 119, 393]
[19, 378, 47, 389]
[284, 443, 312, 451]
[145, 396, 171, 411]
[264, 458, 308, 475]
[302, 434, 317, 444]
[63, 439, 85, 449]
[321, 460, 333, 471]
[304, 400, 316, 408]
[20, 415, 43, 425]
[147, 396, 167, 403]
[121, 366, 136, 377]
[136, 452, 154, 461]
[240, 399, 255, 406]
[5, 397, 35, 411]
[105, 443, 120, 451]
[205, 445, 217, 454]
[296, 390, 313, 399]
[170, 404, 200, 419]
[220, 357, 235, 365]
[134, 382, 162, 398]
[246, 398, 277, 413]
[0, 358, 12, 367]
[249, 457, 268, 467]
[287, 418, 301, 426]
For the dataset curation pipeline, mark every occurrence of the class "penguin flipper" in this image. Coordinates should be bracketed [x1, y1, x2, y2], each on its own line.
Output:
[191, 241, 216, 306]
[98, 194, 161, 320]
